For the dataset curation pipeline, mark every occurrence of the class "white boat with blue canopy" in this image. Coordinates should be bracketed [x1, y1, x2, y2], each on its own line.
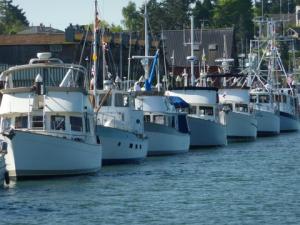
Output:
[130, 1, 190, 156]
[0, 52, 102, 179]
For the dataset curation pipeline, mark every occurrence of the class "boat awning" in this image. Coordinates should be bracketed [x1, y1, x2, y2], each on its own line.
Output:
[168, 96, 189, 108]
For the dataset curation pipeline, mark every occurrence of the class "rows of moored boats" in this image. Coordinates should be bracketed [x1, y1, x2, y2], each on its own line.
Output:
[0, 50, 299, 187]
[1, 1, 300, 187]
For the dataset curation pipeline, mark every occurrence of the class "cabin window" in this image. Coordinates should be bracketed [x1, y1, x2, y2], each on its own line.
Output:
[235, 104, 248, 113]
[144, 115, 151, 123]
[70, 116, 83, 132]
[189, 106, 197, 114]
[32, 116, 44, 128]
[223, 103, 233, 111]
[15, 116, 28, 129]
[98, 93, 112, 106]
[153, 115, 165, 125]
[250, 94, 257, 103]
[274, 94, 280, 102]
[258, 95, 270, 103]
[51, 115, 65, 130]
[199, 106, 214, 116]
[115, 93, 129, 107]
[2, 118, 11, 130]
[281, 95, 287, 103]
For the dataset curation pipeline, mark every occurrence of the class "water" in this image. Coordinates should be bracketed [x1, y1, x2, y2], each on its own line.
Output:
[1, 133, 300, 225]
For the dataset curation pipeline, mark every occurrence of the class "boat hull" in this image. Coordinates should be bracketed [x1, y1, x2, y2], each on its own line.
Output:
[145, 123, 190, 156]
[280, 112, 300, 132]
[255, 110, 280, 136]
[96, 125, 148, 165]
[0, 154, 6, 186]
[187, 116, 227, 147]
[2, 130, 102, 179]
[223, 111, 257, 141]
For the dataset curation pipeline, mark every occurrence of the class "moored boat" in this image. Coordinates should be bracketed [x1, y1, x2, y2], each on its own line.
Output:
[0, 53, 102, 179]
[166, 87, 227, 147]
[250, 89, 280, 136]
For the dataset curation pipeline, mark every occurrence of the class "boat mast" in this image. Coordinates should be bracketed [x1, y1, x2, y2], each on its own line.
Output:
[93, 0, 99, 106]
[144, 0, 149, 79]
[190, 15, 195, 86]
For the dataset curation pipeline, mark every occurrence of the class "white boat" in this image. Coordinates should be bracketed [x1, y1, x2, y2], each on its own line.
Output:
[166, 87, 227, 147]
[0, 141, 7, 186]
[89, 1, 148, 165]
[246, 19, 299, 133]
[250, 89, 280, 136]
[0, 53, 102, 179]
[135, 92, 190, 156]
[277, 89, 300, 132]
[129, 1, 190, 156]
[95, 85, 148, 164]
[219, 87, 257, 141]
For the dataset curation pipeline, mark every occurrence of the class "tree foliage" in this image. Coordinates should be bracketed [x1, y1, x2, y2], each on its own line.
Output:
[0, 0, 28, 34]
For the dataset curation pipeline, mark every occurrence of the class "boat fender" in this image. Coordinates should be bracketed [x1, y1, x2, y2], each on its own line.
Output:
[2, 128, 15, 140]
[4, 171, 9, 185]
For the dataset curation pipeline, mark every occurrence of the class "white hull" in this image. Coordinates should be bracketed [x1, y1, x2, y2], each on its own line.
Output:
[187, 116, 227, 147]
[145, 123, 190, 156]
[0, 154, 6, 186]
[255, 110, 280, 136]
[280, 112, 300, 132]
[96, 125, 148, 165]
[3, 131, 102, 179]
[223, 111, 257, 141]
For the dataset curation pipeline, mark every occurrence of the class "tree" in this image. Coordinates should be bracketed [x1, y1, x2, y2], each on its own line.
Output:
[213, 0, 253, 52]
[122, 1, 143, 31]
[161, 0, 194, 30]
[193, 0, 214, 28]
[0, 0, 28, 34]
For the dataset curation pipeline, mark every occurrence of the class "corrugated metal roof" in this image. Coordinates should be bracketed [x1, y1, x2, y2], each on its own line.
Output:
[162, 27, 234, 67]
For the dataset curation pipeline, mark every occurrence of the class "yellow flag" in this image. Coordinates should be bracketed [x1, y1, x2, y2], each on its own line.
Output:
[92, 53, 97, 61]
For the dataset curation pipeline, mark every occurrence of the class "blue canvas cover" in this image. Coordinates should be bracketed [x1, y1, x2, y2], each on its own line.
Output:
[168, 96, 189, 109]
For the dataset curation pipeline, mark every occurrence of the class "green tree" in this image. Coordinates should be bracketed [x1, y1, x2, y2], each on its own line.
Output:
[122, 1, 143, 31]
[161, 0, 194, 30]
[193, 0, 214, 28]
[213, 0, 253, 52]
[0, 0, 28, 34]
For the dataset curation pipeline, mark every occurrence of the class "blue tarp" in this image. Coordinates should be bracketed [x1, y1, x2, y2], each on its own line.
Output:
[168, 96, 190, 109]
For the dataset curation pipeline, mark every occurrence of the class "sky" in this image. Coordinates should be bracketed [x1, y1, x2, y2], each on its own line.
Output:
[12, 0, 145, 30]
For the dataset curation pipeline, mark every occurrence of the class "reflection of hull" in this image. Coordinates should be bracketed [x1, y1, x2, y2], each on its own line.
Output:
[0, 154, 6, 186]
[96, 126, 148, 165]
[145, 123, 190, 156]
[187, 116, 227, 147]
[2, 130, 102, 179]
[224, 111, 257, 141]
[254, 110, 280, 136]
[280, 112, 300, 132]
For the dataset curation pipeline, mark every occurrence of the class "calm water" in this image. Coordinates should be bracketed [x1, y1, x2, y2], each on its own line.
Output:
[1, 132, 300, 225]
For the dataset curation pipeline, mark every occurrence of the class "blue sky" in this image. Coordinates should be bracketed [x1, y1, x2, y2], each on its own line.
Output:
[12, 0, 145, 30]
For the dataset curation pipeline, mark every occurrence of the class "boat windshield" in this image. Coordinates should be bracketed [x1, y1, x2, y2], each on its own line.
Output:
[2, 64, 87, 89]
[258, 95, 270, 103]
[235, 103, 248, 113]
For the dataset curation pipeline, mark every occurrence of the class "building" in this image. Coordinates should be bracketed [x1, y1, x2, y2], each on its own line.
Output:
[162, 27, 235, 77]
